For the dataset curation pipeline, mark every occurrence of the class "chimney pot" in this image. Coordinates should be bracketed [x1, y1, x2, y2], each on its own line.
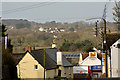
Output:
[25, 45, 31, 52]
[58, 49, 60, 52]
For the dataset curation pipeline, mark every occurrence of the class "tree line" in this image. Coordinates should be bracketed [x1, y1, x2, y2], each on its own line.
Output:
[60, 39, 94, 52]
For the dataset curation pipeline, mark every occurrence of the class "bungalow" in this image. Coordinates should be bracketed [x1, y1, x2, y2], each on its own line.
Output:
[16, 48, 73, 79]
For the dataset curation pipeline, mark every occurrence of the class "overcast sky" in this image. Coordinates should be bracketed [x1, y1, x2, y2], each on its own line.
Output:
[1, 1, 116, 23]
[1, 0, 114, 2]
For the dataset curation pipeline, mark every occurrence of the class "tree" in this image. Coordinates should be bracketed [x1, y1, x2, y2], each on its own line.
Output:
[7, 39, 13, 53]
[2, 24, 7, 37]
[2, 24, 7, 51]
[17, 37, 22, 46]
[112, 1, 120, 31]
[80, 40, 93, 52]
[2, 49, 17, 79]
[15, 22, 31, 29]
[69, 28, 74, 32]
[60, 40, 70, 51]
[2, 24, 13, 53]
[60, 39, 94, 52]
[75, 24, 79, 29]
[2, 24, 17, 79]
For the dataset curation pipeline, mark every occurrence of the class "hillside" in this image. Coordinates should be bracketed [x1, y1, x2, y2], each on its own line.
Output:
[2, 19, 117, 53]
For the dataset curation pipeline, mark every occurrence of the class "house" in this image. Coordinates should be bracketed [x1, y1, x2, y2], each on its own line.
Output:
[65, 52, 102, 78]
[78, 52, 102, 78]
[16, 48, 73, 79]
[79, 52, 101, 66]
[63, 52, 102, 78]
[39, 27, 44, 32]
[63, 52, 102, 66]
[111, 38, 120, 77]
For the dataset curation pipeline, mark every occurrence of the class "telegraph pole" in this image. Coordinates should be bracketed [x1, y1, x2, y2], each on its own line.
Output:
[86, 18, 108, 77]
[95, 19, 108, 77]
[103, 18, 108, 77]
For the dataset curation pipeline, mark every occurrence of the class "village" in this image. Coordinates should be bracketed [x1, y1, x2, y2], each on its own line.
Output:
[1, 1, 120, 80]
[2, 28, 120, 79]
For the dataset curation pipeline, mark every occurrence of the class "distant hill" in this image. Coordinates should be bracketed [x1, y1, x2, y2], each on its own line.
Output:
[2, 19, 117, 52]
[2, 19, 34, 29]
[2, 19, 116, 29]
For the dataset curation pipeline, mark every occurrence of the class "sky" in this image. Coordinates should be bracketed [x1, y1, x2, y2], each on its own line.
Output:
[1, 0, 114, 2]
[1, 1, 116, 23]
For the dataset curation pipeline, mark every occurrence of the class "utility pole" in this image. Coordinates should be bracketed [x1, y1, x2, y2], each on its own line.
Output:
[86, 18, 108, 77]
[102, 18, 108, 77]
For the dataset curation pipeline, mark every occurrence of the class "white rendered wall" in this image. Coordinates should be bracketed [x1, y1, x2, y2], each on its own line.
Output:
[111, 39, 120, 77]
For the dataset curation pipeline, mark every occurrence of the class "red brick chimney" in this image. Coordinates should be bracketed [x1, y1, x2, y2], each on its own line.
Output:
[58, 49, 60, 52]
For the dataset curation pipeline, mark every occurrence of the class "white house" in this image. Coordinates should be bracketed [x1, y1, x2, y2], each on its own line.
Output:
[111, 39, 120, 77]
[78, 52, 102, 77]
[39, 27, 44, 31]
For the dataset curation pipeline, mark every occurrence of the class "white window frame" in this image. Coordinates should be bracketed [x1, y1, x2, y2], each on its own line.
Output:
[34, 65, 38, 70]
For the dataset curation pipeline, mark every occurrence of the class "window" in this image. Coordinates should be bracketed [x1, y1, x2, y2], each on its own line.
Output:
[58, 69, 61, 76]
[69, 67, 71, 75]
[34, 65, 38, 70]
[117, 44, 120, 48]
[64, 68, 66, 74]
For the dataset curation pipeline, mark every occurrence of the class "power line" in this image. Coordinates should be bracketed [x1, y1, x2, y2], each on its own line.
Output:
[2, 0, 57, 11]
[3, 2, 57, 14]
[2, 1, 57, 14]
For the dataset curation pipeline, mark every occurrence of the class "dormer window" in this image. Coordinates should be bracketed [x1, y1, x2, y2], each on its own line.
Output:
[34, 65, 38, 70]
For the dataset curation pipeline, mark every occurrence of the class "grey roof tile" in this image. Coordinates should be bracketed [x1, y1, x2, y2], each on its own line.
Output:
[31, 49, 57, 70]
[45, 48, 73, 67]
